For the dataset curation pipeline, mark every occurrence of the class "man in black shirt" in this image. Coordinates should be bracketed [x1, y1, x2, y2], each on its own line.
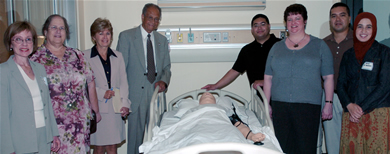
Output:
[202, 14, 281, 90]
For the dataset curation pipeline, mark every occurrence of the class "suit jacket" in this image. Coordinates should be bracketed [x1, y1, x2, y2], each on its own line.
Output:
[83, 48, 131, 113]
[1, 56, 59, 154]
[116, 25, 171, 111]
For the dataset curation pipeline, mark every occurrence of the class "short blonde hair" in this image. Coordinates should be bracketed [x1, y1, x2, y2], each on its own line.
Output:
[90, 18, 113, 44]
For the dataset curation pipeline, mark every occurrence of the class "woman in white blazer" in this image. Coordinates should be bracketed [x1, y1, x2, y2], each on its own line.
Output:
[84, 18, 131, 154]
[1, 21, 60, 154]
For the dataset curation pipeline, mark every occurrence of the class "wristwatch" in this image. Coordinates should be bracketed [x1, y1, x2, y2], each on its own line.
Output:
[325, 101, 333, 104]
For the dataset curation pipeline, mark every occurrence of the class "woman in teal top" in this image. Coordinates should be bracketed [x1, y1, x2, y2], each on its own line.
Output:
[263, 4, 334, 153]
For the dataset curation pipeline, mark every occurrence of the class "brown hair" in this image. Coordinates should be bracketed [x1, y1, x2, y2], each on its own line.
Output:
[90, 18, 113, 44]
[42, 14, 70, 40]
[3, 21, 38, 52]
[284, 4, 308, 23]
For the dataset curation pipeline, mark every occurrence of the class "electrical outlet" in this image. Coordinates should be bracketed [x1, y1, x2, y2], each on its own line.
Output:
[222, 32, 229, 42]
[280, 31, 286, 39]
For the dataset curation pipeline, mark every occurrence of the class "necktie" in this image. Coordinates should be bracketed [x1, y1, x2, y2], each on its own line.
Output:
[147, 34, 156, 84]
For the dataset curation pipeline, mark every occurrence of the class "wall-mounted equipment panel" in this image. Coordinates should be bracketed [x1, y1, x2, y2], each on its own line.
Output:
[157, 24, 285, 45]
[157, 24, 285, 63]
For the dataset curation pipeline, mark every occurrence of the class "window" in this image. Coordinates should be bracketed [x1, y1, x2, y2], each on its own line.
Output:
[6, 0, 78, 48]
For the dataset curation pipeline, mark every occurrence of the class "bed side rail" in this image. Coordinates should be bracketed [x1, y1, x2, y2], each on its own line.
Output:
[167, 89, 248, 112]
[250, 85, 274, 133]
[143, 85, 166, 142]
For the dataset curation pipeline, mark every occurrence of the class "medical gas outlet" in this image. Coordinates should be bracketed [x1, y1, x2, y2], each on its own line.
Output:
[188, 28, 194, 43]
[177, 28, 183, 43]
[165, 29, 172, 43]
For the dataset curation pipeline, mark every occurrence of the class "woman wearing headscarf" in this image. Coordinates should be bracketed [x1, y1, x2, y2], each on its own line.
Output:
[337, 12, 390, 153]
[30, 14, 101, 153]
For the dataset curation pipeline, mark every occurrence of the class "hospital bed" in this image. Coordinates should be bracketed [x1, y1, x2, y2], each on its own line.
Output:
[140, 86, 283, 154]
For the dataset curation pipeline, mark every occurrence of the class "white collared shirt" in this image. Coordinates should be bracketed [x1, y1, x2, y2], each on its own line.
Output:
[140, 25, 157, 73]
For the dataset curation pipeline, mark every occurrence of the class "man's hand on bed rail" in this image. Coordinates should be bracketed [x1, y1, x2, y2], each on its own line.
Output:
[155, 81, 167, 92]
[202, 69, 240, 90]
[252, 80, 264, 89]
[322, 102, 333, 120]
[201, 84, 219, 91]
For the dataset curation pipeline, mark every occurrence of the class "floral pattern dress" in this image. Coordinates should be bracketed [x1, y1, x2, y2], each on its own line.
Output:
[30, 45, 94, 154]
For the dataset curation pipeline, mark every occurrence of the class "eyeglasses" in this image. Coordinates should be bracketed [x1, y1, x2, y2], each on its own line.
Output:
[49, 26, 66, 31]
[147, 16, 160, 22]
[253, 22, 268, 28]
[12, 37, 33, 44]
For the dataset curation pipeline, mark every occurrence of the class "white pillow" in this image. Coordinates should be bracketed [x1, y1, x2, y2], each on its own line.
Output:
[216, 97, 234, 115]
[173, 99, 199, 118]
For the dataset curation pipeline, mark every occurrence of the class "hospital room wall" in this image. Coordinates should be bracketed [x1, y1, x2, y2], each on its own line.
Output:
[78, 0, 336, 50]
[78, 0, 337, 103]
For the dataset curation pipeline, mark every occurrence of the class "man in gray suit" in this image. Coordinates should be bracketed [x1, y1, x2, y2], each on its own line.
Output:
[116, 3, 171, 154]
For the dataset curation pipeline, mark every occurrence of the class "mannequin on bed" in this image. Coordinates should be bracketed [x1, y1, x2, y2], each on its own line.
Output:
[199, 92, 266, 143]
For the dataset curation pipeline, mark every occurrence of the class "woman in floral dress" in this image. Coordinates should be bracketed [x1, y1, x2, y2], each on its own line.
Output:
[30, 14, 101, 154]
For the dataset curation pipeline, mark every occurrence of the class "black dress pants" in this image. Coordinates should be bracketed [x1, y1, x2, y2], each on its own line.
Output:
[272, 101, 321, 154]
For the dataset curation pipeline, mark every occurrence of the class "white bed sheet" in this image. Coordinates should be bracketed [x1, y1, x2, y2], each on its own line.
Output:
[140, 102, 282, 153]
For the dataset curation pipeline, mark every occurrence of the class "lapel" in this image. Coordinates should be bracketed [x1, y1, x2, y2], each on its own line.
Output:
[135, 26, 146, 71]
[89, 54, 107, 83]
[30, 61, 48, 103]
[109, 52, 118, 86]
[153, 31, 161, 70]
[8, 56, 31, 96]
